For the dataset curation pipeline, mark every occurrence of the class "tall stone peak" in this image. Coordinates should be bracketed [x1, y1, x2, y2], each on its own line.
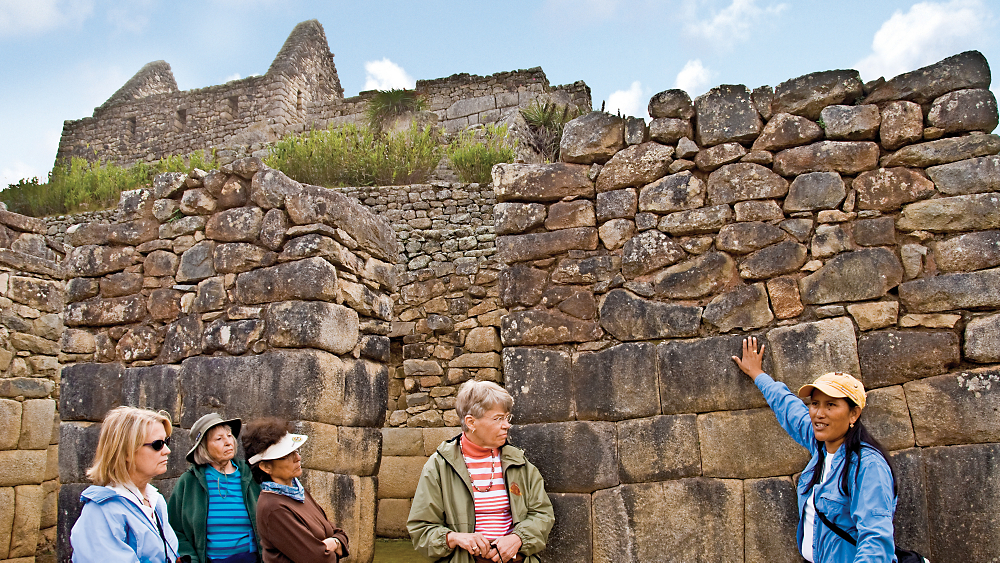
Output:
[267, 19, 343, 98]
[99, 60, 178, 111]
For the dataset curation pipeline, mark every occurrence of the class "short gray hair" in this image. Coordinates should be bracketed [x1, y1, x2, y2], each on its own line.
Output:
[192, 423, 232, 466]
[456, 380, 513, 432]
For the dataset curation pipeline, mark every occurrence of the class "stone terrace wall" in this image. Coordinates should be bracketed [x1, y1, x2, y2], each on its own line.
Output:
[495, 50, 1000, 563]
[54, 159, 398, 563]
[0, 208, 66, 563]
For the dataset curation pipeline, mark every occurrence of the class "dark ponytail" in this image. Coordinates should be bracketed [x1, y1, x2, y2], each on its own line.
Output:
[805, 399, 897, 497]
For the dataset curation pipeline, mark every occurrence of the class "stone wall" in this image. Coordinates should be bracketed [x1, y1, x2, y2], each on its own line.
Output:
[0, 208, 65, 563]
[55, 20, 591, 169]
[493, 50, 1000, 563]
[53, 159, 398, 563]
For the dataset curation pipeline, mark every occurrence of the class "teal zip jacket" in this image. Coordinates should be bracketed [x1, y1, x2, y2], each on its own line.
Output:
[407, 434, 555, 563]
[167, 459, 261, 563]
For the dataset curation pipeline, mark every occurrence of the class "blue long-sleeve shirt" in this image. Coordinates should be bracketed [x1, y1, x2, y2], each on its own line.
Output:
[755, 373, 897, 563]
[71, 485, 180, 563]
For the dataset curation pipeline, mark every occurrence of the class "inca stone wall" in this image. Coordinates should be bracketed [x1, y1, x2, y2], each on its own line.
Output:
[55, 20, 591, 169]
[493, 50, 1000, 563]
[0, 207, 65, 563]
[52, 160, 397, 563]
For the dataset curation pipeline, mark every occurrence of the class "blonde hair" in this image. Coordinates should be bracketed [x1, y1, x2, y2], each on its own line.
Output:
[191, 423, 232, 466]
[86, 406, 172, 486]
[456, 380, 513, 432]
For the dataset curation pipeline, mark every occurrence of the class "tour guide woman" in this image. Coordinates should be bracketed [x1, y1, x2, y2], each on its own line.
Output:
[71, 406, 179, 563]
[242, 418, 349, 563]
[733, 336, 897, 563]
[168, 413, 261, 563]
[408, 380, 554, 563]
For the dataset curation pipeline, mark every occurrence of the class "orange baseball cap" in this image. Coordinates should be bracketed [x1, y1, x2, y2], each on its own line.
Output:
[798, 372, 866, 409]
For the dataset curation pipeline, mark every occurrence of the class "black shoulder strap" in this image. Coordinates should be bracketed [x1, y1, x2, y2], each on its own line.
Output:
[816, 509, 857, 547]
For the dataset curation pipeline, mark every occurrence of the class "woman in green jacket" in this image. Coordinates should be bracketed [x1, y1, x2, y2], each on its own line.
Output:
[408, 381, 554, 563]
[168, 413, 261, 563]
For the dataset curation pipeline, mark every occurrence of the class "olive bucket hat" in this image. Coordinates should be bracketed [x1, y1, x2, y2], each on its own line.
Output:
[186, 413, 243, 463]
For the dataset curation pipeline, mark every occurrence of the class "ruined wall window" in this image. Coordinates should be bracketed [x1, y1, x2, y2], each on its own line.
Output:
[127, 117, 136, 138]
[228, 96, 239, 119]
[175, 109, 187, 132]
[297, 90, 303, 112]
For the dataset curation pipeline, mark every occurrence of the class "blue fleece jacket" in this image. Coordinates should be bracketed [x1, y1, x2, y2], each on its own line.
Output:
[71, 485, 180, 563]
[755, 373, 897, 563]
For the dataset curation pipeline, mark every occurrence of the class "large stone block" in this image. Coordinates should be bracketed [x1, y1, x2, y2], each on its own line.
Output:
[620, 230, 685, 278]
[637, 171, 705, 213]
[552, 255, 620, 285]
[784, 172, 847, 212]
[285, 184, 399, 263]
[57, 482, 88, 562]
[503, 348, 573, 424]
[59, 363, 124, 421]
[766, 317, 861, 394]
[649, 89, 694, 119]
[799, 248, 903, 305]
[234, 256, 339, 304]
[0, 399, 21, 449]
[381, 428, 423, 457]
[375, 498, 411, 539]
[0, 450, 46, 486]
[179, 350, 387, 428]
[8, 277, 63, 313]
[11, 332, 59, 356]
[854, 167, 935, 211]
[899, 192, 1000, 233]
[496, 227, 598, 264]
[889, 448, 931, 556]
[599, 289, 701, 341]
[657, 204, 733, 235]
[592, 479, 744, 563]
[751, 112, 823, 152]
[0, 208, 45, 234]
[653, 251, 737, 300]
[965, 312, 1000, 363]
[703, 283, 773, 332]
[617, 415, 700, 483]
[773, 141, 880, 176]
[176, 240, 216, 283]
[922, 443, 1000, 562]
[492, 163, 594, 203]
[494, 202, 546, 235]
[573, 343, 658, 422]
[498, 265, 548, 307]
[58, 422, 100, 484]
[699, 408, 812, 478]
[108, 218, 158, 246]
[204, 206, 264, 242]
[772, 69, 863, 120]
[820, 104, 880, 141]
[744, 477, 801, 563]
[926, 155, 1000, 196]
[301, 472, 377, 563]
[694, 84, 762, 146]
[716, 222, 786, 255]
[545, 199, 595, 230]
[121, 364, 182, 420]
[500, 309, 601, 346]
[213, 242, 274, 274]
[19, 399, 55, 450]
[880, 100, 924, 151]
[377, 455, 427, 499]
[65, 245, 134, 277]
[882, 134, 1000, 168]
[296, 421, 380, 476]
[898, 266, 1000, 312]
[863, 385, 915, 451]
[738, 240, 808, 280]
[0, 378, 54, 399]
[0, 486, 12, 559]
[545, 493, 593, 563]
[10, 484, 42, 557]
[707, 163, 789, 205]
[658, 335, 770, 414]
[508, 421, 617, 493]
[595, 142, 673, 192]
[926, 88, 999, 134]
[864, 50, 991, 105]
[596, 188, 637, 221]
[648, 117, 692, 144]
[265, 300, 359, 355]
[559, 112, 625, 164]
[158, 315, 204, 364]
[858, 330, 960, 388]
[904, 367, 1000, 446]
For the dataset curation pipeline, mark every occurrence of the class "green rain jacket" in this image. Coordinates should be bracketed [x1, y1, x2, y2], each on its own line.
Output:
[407, 434, 555, 563]
[166, 459, 261, 563]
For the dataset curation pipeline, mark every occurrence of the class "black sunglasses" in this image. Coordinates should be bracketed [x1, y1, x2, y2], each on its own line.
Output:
[143, 437, 171, 451]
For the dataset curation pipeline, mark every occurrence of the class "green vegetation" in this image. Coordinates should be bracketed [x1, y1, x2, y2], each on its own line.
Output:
[445, 123, 516, 185]
[520, 100, 585, 162]
[366, 89, 428, 132]
[1, 150, 216, 217]
[266, 122, 442, 187]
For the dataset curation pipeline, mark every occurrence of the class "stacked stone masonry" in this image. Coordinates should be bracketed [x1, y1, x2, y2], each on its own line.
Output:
[55, 20, 591, 169]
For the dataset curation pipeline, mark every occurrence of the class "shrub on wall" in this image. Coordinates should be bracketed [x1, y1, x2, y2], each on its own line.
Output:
[446, 123, 516, 185]
[520, 100, 584, 162]
[366, 89, 428, 133]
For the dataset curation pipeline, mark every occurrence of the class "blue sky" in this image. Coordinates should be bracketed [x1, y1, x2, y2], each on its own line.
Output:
[1, 0, 998, 187]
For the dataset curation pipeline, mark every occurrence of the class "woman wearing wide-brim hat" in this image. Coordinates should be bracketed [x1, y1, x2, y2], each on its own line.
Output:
[168, 413, 261, 563]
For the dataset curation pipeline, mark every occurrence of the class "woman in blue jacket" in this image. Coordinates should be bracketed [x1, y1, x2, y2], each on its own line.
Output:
[70, 406, 180, 563]
[733, 337, 897, 563]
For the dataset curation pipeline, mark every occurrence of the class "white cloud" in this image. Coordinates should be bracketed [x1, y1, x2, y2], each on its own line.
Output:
[225, 73, 242, 82]
[363, 58, 415, 91]
[855, 0, 994, 81]
[683, 0, 788, 46]
[675, 59, 714, 96]
[0, 0, 93, 37]
[1, 161, 46, 189]
[106, 0, 155, 34]
[606, 81, 648, 119]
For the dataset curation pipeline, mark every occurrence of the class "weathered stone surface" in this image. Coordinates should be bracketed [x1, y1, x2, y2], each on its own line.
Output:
[934, 230, 1000, 273]
[595, 142, 673, 192]
[703, 283, 773, 332]
[107, 218, 158, 246]
[883, 134, 1000, 168]
[621, 230, 685, 278]
[503, 348, 573, 424]
[810, 224, 852, 259]
[773, 141, 880, 176]
[767, 317, 861, 393]
[65, 223, 109, 248]
[773, 69, 863, 120]
[573, 343, 658, 421]
[143, 250, 178, 277]
[593, 478, 744, 563]
[0, 399, 21, 449]
[899, 266, 1000, 312]
[648, 117, 692, 144]
[637, 171, 704, 212]
[192, 277, 226, 313]
[145, 288, 181, 321]
[7, 276, 63, 313]
[375, 498, 410, 539]
[204, 206, 264, 242]
[496, 227, 598, 264]
[700, 407, 812, 477]
[879, 100, 924, 150]
[179, 188, 217, 215]
[158, 315, 203, 364]
[296, 421, 380, 476]
[377, 456, 426, 499]
[716, 222, 786, 254]
[965, 312, 1000, 363]
[926, 155, 1000, 196]
[654, 251, 737, 299]
[863, 386, 915, 451]
[494, 202, 546, 235]
[498, 265, 548, 307]
[0, 377, 54, 398]
[544, 494, 593, 563]
[285, 184, 398, 263]
[216, 175, 250, 209]
[66, 278, 101, 304]
[500, 309, 602, 346]
[560, 112, 626, 164]
[765, 276, 803, 319]
[599, 218, 635, 250]
[658, 334, 769, 414]
[99, 271, 142, 298]
[865, 50, 991, 105]
[618, 415, 700, 483]
[799, 248, 903, 304]
[492, 163, 594, 203]
[204, 319, 263, 356]
[66, 245, 134, 277]
[847, 301, 898, 331]
[259, 208, 288, 250]
[596, 188, 637, 221]
[926, 88, 999, 134]
[751, 113, 823, 151]
[745, 477, 801, 563]
[658, 204, 733, 235]
[508, 421, 617, 493]
[648, 89, 694, 119]
[905, 367, 1000, 446]
[552, 256, 620, 285]
[248, 167, 299, 209]
[735, 200, 784, 222]
[302, 473, 377, 563]
[59, 363, 124, 421]
[854, 167, 935, 211]
[888, 448, 931, 555]
[898, 192, 1000, 232]
[624, 116, 647, 145]
[265, 300, 359, 355]
[707, 163, 788, 205]
[65, 294, 147, 327]
[175, 240, 216, 283]
[234, 256, 339, 304]
[694, 142, 747, 172]
[738, 240, 807, 280]
[694, 84, 762, 146]
[213, 242, 274, 274]
[820, 104, 880, 140]
[0, 208, 45, 234]
[599, 289, 701, 341]
[115, 325, 161, 362]
[852, 217, 896, 247]
[784, 171, 846, 212]
[158, 215, 207, 239]
[545, 200, 595, 230]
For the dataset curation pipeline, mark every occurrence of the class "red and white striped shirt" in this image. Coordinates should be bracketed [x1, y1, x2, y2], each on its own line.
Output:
[461, 434, 513, 539]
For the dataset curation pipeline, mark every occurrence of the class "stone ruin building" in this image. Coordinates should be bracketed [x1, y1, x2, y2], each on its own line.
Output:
[2, 27, 999, 563]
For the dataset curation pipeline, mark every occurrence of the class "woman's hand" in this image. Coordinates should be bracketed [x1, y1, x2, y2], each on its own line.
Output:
[487, 534, 522, 562]
[322, 537, 343, 556]
[447, 531, 491, 557]
[732, 336, 766, 381]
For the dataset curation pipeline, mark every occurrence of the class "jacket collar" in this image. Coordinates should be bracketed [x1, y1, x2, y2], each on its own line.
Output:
[437, 433, 527, 468]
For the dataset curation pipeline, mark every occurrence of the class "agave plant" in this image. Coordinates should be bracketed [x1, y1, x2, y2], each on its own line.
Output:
[519, 100, 584, 162]
[366, 89, 428, 133]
